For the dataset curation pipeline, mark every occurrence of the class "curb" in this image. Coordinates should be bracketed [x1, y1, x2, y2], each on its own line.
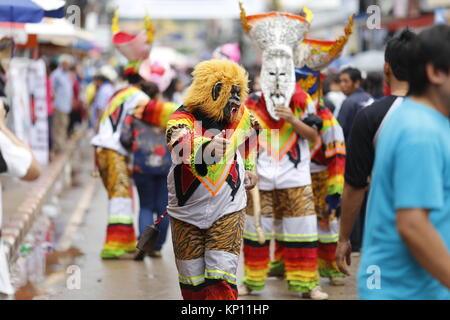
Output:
[1, 128, 86, 263]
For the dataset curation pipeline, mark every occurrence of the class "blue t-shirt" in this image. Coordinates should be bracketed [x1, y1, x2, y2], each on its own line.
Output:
[357, 98, 450, 300]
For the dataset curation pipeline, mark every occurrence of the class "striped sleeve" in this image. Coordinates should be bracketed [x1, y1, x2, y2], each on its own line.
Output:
[166, 109, 212, 176]
[134, 100, 179, 128]
[317, 106, 346, 195]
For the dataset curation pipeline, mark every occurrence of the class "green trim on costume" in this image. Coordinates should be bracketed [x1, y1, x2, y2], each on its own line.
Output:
[108, 215, 134, 225]
[101, 249, 127, 259]
[244, 159, 255, 171]
[190, 136, 212, 177]
[268, 260, 285, 277]
[287, 280, 320, 293]
[243, 231, 273, 242]
[243, 277, 265, 291]
[205, 269, 237, 285]
[319, 268, 345, 278]
[178, 273, 206, 286]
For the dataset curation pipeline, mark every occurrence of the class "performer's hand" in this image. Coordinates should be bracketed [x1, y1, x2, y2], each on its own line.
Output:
[244, 170, 258, 190]
[204, 130, 230, 163]
[274, 106, 295, 123]
[336, 239, 352, 276]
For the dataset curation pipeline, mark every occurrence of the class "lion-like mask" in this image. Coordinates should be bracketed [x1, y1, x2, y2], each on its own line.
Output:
[183, 59, 249, 124]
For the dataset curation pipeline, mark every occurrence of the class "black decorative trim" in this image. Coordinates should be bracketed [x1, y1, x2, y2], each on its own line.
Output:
[225, 155, 241, 201]
[174, 164, 201, 207]
[287, 142, 301, 168]
[109, 103, 124, 132]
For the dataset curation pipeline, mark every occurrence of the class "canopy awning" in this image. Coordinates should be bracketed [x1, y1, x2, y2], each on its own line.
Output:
[0, 18, 95, 46]
[0, 0, 65, 23]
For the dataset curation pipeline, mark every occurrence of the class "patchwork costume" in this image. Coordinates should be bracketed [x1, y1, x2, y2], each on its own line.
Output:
[292, 17, 353, 281]
[91, 11, 153, 259]
[244, 89, 319, 294]
[238, 5, 327, 297]
[166, 59, 258, 300]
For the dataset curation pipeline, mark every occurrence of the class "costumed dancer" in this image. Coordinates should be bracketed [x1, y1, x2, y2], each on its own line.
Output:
[238, 4, 328, 300]
[91, 10, 153, 259]
[292, 18, 353, 285]
[166, 59, 259, 300]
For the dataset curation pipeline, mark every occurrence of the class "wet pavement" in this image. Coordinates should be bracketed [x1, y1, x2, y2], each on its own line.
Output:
[13, 136, 359, 300]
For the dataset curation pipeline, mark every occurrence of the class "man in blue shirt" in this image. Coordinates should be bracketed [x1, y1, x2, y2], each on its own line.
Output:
[337, 67, 374, 143]
[358, 25, 450, 300]
[50, 55, 73, 154]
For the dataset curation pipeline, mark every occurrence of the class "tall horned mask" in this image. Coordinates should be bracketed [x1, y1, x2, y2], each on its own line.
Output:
[295, 16, 353, 110]
[239, 2, 313, 121]
[111, 9, 154, 63]
[295, 15, 354, 71]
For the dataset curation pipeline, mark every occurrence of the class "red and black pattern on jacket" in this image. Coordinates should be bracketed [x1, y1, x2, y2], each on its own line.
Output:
[168, 106, 242, 206]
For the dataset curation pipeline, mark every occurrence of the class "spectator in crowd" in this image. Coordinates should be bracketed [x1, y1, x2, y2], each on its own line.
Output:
[323, 73, 346, 117]
[336, 29, 416, 265]
[357, 25, 450, 300]
[50, 55, 74, 154]
[0, 99, 41, 300]
[120, 82, 173, 260]
[163, 77, 184, 105]
[91, 70, 115, 130]
[68, 65, 83, 136]
[46, 61, 57, 158]
[0, 64, 6, 97]
[362, 72, 384, 100]
[337, 67, 374, 143]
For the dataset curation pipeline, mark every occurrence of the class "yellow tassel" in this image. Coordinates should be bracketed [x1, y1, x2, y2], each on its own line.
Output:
[302, 7, 314, 24]
[239, 1, 251, 33]
[144, 14, 154, 43]
[111, 9, 120, 34]
[329, 15, 354, 57]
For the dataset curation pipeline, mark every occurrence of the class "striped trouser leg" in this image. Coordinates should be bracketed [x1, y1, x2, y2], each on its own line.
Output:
[318, 219, 344, 278]
[273, 186, 320, 293]
[203, 209, 245, 300]
[242, 190, 274, 291]
[171, 210, 245, 300]
[96, 148, 136, 259]
[311, 171, 344, 278]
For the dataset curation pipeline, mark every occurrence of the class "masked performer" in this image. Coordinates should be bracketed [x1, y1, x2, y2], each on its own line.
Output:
[91, 11, 153, 259]
[238, 4, 328, 300]
[291, 18, 353, 285]
[166, 59, 258, 300]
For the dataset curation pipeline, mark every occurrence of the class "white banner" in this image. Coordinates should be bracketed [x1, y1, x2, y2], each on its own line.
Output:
[8, 58, 32, 146]
[27, 59, 49, 166]
[7, 58, 49, 166]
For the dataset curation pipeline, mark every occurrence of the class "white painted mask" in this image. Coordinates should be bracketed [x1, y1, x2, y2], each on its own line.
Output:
[260, 46, 296, 120]
[241, 7, 313, 120]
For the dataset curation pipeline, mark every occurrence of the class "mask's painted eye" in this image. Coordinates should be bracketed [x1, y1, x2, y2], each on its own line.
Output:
[279, 73, 286, 76]
[269, 72, 276, 76]
[212, 82, 222, 101]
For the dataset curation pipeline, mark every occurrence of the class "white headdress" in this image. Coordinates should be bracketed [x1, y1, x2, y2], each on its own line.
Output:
[240, 2, 313, 120]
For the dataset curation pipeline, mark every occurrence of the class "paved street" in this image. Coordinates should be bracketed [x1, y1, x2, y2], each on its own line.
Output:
[16, 137, 359, 300]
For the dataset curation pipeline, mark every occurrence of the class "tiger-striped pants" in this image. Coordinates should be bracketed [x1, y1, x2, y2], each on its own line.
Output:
[242, 185, 320, 293]
[96, 148, 136, 259]
[170, 210, 245, 300]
